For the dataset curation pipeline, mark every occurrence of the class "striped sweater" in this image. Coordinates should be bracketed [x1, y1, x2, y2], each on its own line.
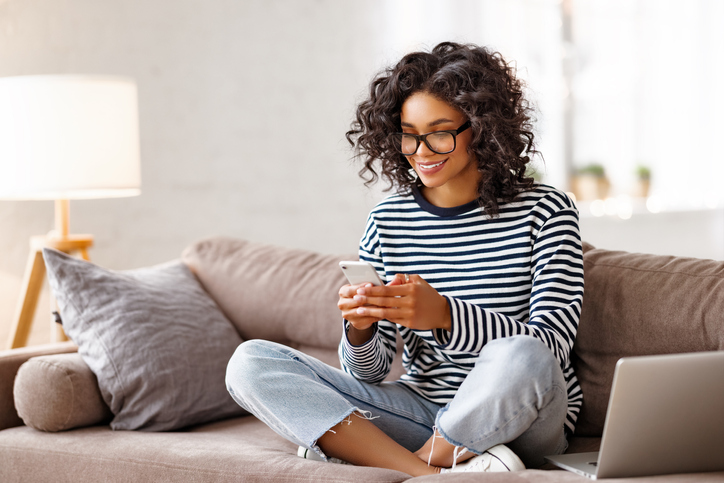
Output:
[338, 183, 585, 434]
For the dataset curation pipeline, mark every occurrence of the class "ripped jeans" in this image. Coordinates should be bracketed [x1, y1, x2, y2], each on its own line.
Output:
[225, 335, 569, 468]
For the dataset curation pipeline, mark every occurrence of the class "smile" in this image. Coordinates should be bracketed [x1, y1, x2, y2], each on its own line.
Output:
[418, 159, 447, 170]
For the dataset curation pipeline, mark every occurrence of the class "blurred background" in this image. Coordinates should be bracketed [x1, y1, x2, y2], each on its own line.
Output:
[1, 0, 723, 345]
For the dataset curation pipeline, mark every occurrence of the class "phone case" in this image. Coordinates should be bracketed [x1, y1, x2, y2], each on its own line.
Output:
[339, 261, 383, 286]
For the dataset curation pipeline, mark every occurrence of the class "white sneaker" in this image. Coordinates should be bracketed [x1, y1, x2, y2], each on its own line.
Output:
[297, 446, 350, 465]
[443, 444, 525, 473]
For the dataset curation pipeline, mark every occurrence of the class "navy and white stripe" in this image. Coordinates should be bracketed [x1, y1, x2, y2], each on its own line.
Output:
[339, 183, 585, 434]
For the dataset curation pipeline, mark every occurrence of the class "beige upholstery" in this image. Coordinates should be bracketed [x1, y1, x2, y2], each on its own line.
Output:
[2, 237, 724, 482]
[0, 419, 716, 483]
[0, 342, 78, 431]
[181, 237, 354, 349]
[182, 236, 407, 379]
[14, 353, 111, 432]
[572, 244, 724, 436]
[0, 418, 410, 483]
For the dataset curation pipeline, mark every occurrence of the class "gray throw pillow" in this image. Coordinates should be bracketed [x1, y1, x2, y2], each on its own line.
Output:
[42, 248, 246, 431]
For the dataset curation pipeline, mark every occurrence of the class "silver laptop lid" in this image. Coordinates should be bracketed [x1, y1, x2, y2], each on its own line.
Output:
[597, 351, 724, 479]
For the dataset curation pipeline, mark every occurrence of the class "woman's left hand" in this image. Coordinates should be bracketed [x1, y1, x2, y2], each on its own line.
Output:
[352, 274, 451, 332]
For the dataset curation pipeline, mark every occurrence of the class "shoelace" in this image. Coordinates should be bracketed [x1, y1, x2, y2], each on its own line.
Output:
[467, 452, 492, 472]
[426, 427, 444, 467]
[451, 446, 469, 470]
[427, 427, 469, 470]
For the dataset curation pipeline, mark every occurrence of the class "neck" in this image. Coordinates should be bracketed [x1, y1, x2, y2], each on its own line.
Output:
[420, 184, 479, 208]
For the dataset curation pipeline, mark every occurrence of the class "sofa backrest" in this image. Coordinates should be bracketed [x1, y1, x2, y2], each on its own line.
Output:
[572, 242, 724, 436]
[182, 237, 349, 351]
[183, 237, 724, 438]
[182, 237, 408, 379]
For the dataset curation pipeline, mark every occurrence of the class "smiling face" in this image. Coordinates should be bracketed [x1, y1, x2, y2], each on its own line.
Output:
[400, 91, 480, 208]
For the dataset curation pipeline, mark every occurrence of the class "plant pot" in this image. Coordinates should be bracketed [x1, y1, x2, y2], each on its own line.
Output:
[571, 175, 610, 201]
[633, 179, 650, 198]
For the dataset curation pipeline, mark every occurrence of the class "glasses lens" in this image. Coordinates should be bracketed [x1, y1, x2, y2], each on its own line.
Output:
[393, 134, 419, 155]
[425, 132, 455, 154]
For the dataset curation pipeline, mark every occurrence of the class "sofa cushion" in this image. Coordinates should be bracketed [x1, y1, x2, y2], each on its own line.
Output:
[0, 418, 412, 483]
[0, 341, 78, 431]
[42, 248, 246, 431]
[14, 353, 112, 431]
[573, 245, 724, 436]
[3, 418, 723, 482]
[182, 237, 355, 350]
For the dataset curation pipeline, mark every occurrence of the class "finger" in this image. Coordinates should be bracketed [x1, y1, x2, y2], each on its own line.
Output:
[338, 297, 365, 312]
[340, 283, 373, 298]
[355, 294, 409, 309]
[355, 305, 412, 323]
[357, 283, 411, 297]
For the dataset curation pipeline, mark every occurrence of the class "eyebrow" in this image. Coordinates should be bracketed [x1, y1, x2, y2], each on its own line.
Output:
[400, 118, 456, 128]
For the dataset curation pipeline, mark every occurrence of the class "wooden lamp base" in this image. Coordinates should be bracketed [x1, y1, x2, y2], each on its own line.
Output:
[6, 200, 93, 349]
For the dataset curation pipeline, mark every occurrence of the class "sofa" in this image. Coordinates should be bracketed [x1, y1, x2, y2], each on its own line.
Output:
[1, 236, 723, 482]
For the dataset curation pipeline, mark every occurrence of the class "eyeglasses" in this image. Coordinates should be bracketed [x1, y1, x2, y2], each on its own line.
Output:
[390, 121, 471, 155]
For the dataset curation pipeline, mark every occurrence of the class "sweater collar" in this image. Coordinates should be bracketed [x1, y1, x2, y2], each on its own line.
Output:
[411, 184, 481, 217]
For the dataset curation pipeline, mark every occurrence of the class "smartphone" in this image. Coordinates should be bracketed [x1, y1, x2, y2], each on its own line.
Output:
[339, 261, 384, 286]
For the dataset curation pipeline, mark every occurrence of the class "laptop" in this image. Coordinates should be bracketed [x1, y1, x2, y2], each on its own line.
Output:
[545, 350, 724, 479]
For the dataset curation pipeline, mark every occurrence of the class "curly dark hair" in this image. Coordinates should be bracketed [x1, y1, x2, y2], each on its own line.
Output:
[346, 42, 538, 216]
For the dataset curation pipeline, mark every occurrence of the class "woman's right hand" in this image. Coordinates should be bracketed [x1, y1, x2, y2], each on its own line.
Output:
[338, 276, 408, 345]
[338, 283, 380, 331]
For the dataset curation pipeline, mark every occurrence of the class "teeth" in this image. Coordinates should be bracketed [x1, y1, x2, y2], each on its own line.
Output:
[420, 160, 445, 170]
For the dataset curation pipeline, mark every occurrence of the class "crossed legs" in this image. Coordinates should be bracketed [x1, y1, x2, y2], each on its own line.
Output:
[225, 336, 568, 476]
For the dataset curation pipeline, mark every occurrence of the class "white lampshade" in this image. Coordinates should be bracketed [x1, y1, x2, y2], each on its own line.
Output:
[0, 75, 141, 200]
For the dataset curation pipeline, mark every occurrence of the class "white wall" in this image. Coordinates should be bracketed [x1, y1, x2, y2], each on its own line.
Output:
[1, 0, 722, 347]
[580, 207, 724, 260]
[571, 0, 724, 202]
[0, 0, 394, 345]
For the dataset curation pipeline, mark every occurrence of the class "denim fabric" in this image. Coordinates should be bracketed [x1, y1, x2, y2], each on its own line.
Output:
[225, 335, 567, 467]
[434, 335, 569, 467]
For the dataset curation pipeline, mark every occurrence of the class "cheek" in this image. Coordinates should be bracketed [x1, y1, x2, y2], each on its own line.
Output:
[455, 134, 473, 156]
[449, 151, 477, 175]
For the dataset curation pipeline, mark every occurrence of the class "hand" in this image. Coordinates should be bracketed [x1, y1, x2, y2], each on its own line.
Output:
[352, 274, 451, 332]
[338, 282, 382, 332]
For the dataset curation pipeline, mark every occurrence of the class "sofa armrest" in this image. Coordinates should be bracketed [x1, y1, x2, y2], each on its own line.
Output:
[0, 341, 77, 430]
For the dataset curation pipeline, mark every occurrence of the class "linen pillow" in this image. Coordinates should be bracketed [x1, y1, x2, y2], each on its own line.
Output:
[42, 248, 246, 431]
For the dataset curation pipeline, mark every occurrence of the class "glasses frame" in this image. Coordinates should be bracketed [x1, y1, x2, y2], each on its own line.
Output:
[391, 120, 472, 155]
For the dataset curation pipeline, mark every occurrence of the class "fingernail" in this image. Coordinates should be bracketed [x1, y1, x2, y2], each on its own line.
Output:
[357, 288, 366, 295]
[356, 308, 366, 315]
[354, 295, 364, 302]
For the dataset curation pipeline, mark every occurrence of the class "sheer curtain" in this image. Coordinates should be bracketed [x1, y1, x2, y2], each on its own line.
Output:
[381, 0, 724, 210]
[572, 0, 724, 209]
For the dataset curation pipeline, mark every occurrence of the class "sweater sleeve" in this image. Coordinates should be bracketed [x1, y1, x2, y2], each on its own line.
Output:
[338, 214, 398, 384]
[432, 207, 584, 369]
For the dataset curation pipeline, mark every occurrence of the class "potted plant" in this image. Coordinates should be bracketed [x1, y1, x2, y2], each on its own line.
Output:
[571, 163, 610, 200]
[634, 165, 651, 198]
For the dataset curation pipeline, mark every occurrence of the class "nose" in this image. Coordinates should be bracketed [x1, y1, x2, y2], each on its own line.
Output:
[414, 139, 435, 156]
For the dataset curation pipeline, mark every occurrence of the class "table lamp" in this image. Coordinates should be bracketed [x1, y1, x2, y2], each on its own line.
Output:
[0, 75, 142, 349]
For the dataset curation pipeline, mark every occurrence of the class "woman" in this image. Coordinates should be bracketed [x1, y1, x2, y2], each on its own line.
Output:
[226, 42, 584, 476]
